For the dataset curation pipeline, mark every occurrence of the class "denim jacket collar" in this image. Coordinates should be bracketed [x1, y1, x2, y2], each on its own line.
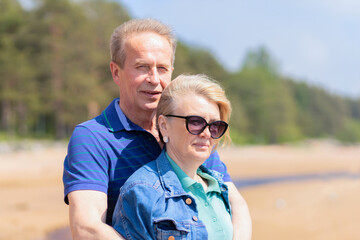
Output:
[155, 150, 229, 199]
[156, 150, 188, 198]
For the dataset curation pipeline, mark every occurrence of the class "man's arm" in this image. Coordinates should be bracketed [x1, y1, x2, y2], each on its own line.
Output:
[203, 150, 252, 238]
[68, 190, 125, 240]
[226, 182, 252, 240]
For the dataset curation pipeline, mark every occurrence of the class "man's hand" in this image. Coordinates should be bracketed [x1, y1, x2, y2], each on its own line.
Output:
[226, 182, 252, 240]
[68, 190, 125, 240]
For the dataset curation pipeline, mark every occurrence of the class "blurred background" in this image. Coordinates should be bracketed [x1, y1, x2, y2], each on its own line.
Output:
[0, 0, 359, 239]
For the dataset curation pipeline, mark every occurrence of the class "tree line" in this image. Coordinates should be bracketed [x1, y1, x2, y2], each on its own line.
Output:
[1, 0, 360, 144]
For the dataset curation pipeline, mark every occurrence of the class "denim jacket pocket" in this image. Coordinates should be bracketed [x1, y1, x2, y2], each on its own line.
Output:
[154, 218, 190, 240]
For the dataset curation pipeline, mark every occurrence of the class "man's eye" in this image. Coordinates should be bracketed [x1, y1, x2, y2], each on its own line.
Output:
[157, 67, 168, 72]
[137, 65, 148, 70]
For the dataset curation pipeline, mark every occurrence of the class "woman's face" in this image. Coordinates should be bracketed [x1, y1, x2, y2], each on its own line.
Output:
[159, 94, 221, 165]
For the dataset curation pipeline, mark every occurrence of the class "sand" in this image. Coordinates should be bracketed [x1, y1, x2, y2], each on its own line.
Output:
[220, 143, 360, 240]
[0, 143, 68, 240]
[0, 141, 359, 240]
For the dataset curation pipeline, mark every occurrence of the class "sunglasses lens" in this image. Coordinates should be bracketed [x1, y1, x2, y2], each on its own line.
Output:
[187, 116, 206, 134]
[186, 116, 228, 139]
[209, 121, 228, 139]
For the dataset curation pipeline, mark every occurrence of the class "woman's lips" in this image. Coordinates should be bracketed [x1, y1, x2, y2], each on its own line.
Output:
[193, 142, 210, 148]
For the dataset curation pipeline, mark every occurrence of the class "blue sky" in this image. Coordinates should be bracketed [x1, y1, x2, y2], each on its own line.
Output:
[118, 0, 360, 98]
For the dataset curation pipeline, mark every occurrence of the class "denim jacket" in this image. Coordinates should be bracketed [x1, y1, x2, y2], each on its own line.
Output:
[112, 150, 231, 240]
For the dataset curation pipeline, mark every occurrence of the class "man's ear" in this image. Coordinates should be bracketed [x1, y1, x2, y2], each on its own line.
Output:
[110, 61, 121, 86]
[158, 115, 168, 137]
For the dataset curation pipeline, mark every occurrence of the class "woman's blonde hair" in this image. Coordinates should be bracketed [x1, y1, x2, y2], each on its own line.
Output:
[156, 74, 232, 147]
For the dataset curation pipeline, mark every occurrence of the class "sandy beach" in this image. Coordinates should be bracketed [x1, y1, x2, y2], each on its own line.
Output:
[0, 141, 359, 240]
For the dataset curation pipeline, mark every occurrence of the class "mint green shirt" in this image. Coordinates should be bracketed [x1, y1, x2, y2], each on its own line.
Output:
[166, 153, 233, 240]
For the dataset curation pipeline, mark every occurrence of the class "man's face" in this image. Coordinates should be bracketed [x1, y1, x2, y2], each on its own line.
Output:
[116, 32, 173, 115]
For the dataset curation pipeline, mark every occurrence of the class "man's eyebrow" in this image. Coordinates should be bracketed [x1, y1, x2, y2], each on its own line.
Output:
[134, 59, 148, 65]
[157, 62, 171, 67]
[133, 61, 150, 68]
[133, 59, 171, 67]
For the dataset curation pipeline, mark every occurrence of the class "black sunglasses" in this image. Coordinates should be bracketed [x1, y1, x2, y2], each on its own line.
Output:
[165, 115, 228, 139]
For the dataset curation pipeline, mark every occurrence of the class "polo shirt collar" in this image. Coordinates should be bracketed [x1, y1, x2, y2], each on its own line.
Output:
[166, 152, 221, 194]
[197, 169, 221, 193]
[102, 98, 144, 132]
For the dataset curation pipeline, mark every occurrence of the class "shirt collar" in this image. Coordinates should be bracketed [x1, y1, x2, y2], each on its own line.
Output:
[166, 152, 221, 194]
[102, 98, 144, 132]
[197, 168, 221, 193]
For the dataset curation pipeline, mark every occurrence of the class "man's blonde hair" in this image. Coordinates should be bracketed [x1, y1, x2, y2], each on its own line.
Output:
[110, 18, 177, 68]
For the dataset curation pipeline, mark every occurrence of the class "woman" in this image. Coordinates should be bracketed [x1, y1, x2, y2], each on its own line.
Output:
[112, 74, 233, 240]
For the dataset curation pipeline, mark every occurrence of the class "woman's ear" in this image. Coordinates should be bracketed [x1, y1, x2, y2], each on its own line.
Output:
[158, 115, 168, 137]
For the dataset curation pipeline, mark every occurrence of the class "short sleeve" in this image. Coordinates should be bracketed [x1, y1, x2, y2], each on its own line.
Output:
[202, 150, 232, 182]
[63, 125, 109, 204]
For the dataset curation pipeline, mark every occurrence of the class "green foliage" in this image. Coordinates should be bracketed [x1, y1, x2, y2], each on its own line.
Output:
[173, 42, 229, 82]
[0, 0, 359, 143]
[241, 46, 279, 75]
[336, 119, 360, 143]
[0, 0, 130, 139]
[347, 98, 360, 119]
[227, 49, 302, 144]
[286, 79, 350, 139]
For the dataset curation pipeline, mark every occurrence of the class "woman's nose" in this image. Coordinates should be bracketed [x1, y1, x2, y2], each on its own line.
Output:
[200, 126, 212, 139]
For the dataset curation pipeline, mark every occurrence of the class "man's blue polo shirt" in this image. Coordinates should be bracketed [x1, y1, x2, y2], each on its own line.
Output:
[63, 98, 231, 225]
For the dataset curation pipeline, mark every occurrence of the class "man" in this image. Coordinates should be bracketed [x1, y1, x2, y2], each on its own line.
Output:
[63, 18, 251, 240]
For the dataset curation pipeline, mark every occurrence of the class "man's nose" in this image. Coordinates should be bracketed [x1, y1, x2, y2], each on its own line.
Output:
[147, 68, 160, 84]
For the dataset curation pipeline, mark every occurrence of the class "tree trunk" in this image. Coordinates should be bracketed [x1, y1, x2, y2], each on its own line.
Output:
[17, 101, 28, 135]
[50, 23, 65, 139]
[1, 100, 14, 136]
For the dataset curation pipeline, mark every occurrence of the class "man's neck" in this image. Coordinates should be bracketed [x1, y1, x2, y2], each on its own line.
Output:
[119, 102, 158, 135]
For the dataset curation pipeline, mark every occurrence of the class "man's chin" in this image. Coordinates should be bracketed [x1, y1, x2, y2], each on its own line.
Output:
[143, 101, 159, 111]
